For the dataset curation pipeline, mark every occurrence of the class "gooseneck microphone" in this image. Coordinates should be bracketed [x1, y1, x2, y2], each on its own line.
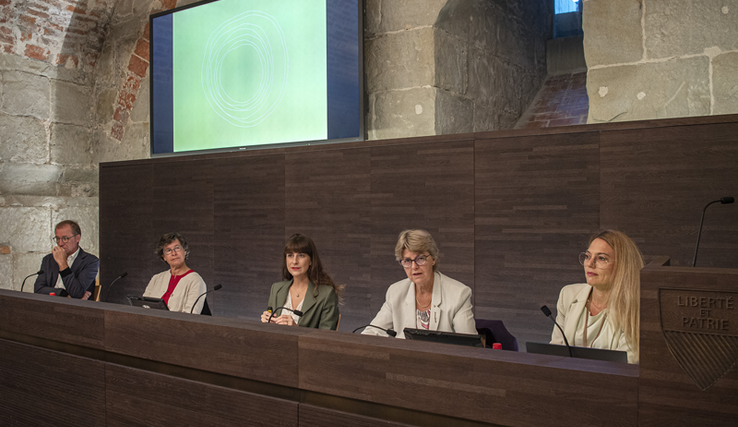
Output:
[692, 196, 734, 267]
[20, 270, 44, 293]
[190, 284, 223, 314]
[267, 306, 304, 324]
[352, 324, 398, 337]
[103, 272, 128, 302]
[541, 305, 572, 357]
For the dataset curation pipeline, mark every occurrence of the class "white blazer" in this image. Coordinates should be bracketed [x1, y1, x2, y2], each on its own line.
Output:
[363, 271, 476, 337]
[550, 283, 636, 363]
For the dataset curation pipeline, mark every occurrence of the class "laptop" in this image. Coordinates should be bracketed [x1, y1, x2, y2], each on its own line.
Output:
[126, 295, 169, 311]
[403, 328, 485, 348]
[525, 342, 628, 363]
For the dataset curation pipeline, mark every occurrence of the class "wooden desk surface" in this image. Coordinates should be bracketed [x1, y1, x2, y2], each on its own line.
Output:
[0, 290, 640, 427]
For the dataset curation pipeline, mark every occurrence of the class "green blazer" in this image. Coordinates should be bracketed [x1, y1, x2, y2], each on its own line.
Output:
[267, 280, 340, 330]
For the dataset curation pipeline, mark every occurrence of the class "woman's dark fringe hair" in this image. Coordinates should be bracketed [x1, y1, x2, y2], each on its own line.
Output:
[155, 232, 189, 262]
[281, 233, 344, 303]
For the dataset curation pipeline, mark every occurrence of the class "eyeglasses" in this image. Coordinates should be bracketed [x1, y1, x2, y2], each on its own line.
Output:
[52, 235, 78, 244]
[399, 255, 432, 268]
[579, 252, 610, 269]
[163, 246, 184, 256]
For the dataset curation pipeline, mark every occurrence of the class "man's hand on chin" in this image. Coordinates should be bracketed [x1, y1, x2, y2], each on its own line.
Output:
[52, 246, 69, 270]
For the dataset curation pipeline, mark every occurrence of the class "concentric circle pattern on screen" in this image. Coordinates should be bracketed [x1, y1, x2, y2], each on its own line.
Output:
[201, 11, 289, 128]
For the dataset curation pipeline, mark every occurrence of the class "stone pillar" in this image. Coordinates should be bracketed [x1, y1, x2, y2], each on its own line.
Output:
[584, 0, 738, 123]
[365, 0, 550, 140]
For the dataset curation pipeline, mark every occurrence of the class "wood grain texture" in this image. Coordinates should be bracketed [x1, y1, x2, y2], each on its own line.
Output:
[284, 148, 372, 331]
[106, 363, 297, 427]
[151, 159, 216, 298]
[0, 292, 105, 349]
[369, 139, 476, 321]
[212, 154, 286, 319]
[600, 122, 738, 268]
[298, 330, 639, 427]
[103, 305, 305, 388]
[299, 404, 418, 427]
[98, 114, 738, 350]
[638, 265, 738, 427]
[0, 339, 105, 427]
[99, 162, 157, 304]
[474, 132, 600, 346]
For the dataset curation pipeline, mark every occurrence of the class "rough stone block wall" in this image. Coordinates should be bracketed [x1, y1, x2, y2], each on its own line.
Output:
[436, 0, 551, 133]
[584, 0, 738, 123]
[365, 0, 551, 139]
[0, 0, 118, 291]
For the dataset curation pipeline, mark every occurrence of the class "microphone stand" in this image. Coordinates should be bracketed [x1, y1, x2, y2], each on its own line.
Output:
[692, 196, 735, 267]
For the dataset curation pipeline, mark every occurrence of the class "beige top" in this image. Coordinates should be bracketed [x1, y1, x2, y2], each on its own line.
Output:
[550, 283, 637, 363]
[143, 270, 207, 314]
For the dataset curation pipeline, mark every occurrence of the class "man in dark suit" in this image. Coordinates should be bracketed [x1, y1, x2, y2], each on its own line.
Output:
[34, 220, 100, 299]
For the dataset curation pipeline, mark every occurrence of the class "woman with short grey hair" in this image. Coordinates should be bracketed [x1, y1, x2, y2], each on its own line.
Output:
[363, 229, 476, 337]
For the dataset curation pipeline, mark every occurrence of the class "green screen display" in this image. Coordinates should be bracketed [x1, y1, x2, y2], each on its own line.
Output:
[172, 0, 328, 152]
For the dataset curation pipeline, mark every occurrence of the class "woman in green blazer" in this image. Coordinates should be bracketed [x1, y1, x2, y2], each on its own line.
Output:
[260, 234, 342, 330]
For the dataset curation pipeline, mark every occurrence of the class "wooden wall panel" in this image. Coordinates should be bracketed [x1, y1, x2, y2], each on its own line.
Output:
[600, 122, 738, 269]
[284, 148, 372, 332]
[212, 154, 286, 319]
[106, 364, 297, 427]
[474, 132, 600, 346]
[98, 115, 738, 351]
[99, 162, 156, 304]
[0, 339, 105, 427]
[150, 159, 215, 297]
[368, 139, 476, 321]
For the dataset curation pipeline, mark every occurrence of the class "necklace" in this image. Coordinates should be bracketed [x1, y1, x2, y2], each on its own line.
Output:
[415, 295, 431, 309]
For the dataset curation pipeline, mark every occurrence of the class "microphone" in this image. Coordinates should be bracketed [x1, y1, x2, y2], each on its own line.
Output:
[541, 305, 572, 357]
[103, 272, 128, 302]
[692, 196, 734, 267]
[267, 306, 304, 323]
[190, 284, 223, 314]
[20, 270, 44, 293]
[352, 324, 398, 337]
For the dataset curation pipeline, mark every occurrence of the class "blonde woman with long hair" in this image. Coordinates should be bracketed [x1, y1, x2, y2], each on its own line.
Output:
[550, 230, 644, 363]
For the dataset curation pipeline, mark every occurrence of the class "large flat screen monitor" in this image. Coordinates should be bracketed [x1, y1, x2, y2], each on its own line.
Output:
[150, 0, 363, 156]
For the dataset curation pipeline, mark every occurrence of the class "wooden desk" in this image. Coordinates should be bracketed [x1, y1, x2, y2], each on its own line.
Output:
[0, 290, 638, 427]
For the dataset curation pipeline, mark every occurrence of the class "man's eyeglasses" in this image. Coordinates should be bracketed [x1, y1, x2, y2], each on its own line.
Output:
[399, 255, 432, 268]
[163, 246, 184, 256]
[52, 235, 78, 244]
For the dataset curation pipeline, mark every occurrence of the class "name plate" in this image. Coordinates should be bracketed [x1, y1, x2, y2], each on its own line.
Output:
[659, 288, 738, 391]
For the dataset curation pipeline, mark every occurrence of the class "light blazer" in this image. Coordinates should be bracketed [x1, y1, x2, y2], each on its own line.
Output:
[34, 248, 99, 299]
[267, 280, 340, 330]
[550, 283, 636, 363]
[363, 271, 476, 337]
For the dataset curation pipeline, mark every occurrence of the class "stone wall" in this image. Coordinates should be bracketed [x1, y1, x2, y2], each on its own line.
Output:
[0, 0, 117, 291]
[584, 0, 738, 123]
[365, 0, 551, 139]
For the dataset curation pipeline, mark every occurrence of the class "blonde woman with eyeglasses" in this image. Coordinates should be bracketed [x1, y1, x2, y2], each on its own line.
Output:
[550, 230, 644, 363]
[362, 229, 476, 337]
[143, 232, 207, 313]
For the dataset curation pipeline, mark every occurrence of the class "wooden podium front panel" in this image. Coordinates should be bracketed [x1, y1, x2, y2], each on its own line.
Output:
[298, 331, 639, 427]
[0, 339, 106, 427]
[639, 266, 738, 426]
[103, 305, 307, 388]
[105, 364, 297, 427]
